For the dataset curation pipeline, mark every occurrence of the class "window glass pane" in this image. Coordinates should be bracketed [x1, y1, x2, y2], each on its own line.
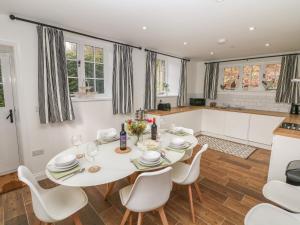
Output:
[156, 59, 166, 94]
[85, 62, 94, 78]
[242, 65, 260, 89]
[95, 64, 104, 78]
[67, 60, 78, 77]
[222, 66, 239, 90]
[84, 45, 94, 61]
[65, 42, 77, 60]
[86, 79, 95, 92]
[95, 47, 103, 63]
[263, 64, 281, 90]
[96, 79, 104, 94]
[68, 78, 78, 94]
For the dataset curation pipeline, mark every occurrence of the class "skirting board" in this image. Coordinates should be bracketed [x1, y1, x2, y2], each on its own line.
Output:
[198, 131, 271, 150]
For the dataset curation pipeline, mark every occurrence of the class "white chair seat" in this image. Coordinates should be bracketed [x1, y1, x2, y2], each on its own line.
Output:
[245, 203, 300, 225]
[263, 180, 300, 213]
[41, 185, 88, 221]
[171, 162, 190, 184]
[119, 184, 133, 206]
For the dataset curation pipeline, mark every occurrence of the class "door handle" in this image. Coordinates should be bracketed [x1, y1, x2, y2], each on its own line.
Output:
[6, 109, 14, 123]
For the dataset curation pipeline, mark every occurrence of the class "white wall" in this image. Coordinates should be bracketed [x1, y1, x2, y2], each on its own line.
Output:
[0, 14, 186, 175]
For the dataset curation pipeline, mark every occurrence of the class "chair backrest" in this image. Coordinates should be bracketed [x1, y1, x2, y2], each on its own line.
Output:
[18, 166, 54, 222]
[182, 144, 208, 185]
[124, 167, 173, 212]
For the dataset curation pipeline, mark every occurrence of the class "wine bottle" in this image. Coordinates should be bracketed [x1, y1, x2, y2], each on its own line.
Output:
[151, 118, 157, 140]
[120, 123, 127, 150]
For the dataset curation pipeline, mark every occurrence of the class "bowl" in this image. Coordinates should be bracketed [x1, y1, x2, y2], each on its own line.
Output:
[141, 151, 161, 162]
[54, 154, 76, 167]
[170, 137, 185, 146]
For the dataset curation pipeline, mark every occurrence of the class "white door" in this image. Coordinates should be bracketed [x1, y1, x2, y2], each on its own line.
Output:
[0, 53, 19, 175]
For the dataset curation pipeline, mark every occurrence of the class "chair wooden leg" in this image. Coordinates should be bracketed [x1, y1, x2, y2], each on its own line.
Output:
[120, 209, 131, 225]
[137, 212, 144, 225]
[188, 185, 195, 223]
[158, 207, 169, 225]
[129, 214, 133, 225]
[194, 182, 201, 201]
[72, 213, 83, 225]
[34, 220, 41, 225]
[104, 182, 115, 200]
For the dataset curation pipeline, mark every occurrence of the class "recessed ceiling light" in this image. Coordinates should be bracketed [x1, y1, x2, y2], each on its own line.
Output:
[265, 43, 270, 47]
[218, 38, 227, 44]
[210, 51, 214, 55]
[249, 26, 255, 31]
[183, 42, 188, 45]
[142, 26, 147, 30]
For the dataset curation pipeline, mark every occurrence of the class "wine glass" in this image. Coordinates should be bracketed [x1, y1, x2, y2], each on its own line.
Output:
[71, 135, 82, 150]
[86, 142, 98, 162]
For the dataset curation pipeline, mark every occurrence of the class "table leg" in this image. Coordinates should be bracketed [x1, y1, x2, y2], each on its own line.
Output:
[104, 182, 115, 200]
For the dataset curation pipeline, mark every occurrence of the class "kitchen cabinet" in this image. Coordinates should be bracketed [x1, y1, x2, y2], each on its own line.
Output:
[224, 111, 250, 140]
[248, 114, 284, 145]
[201, 109, 225, 135]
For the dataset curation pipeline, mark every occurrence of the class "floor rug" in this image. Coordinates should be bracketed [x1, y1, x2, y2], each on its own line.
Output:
[197, 135, 257, 159]
[0, 172, 25, 194]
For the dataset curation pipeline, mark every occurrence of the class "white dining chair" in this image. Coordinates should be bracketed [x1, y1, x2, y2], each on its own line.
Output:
[18, 165, 88, 225]
[244, 203, 300, 225]
[171, 144, 208, 223]
[119, 167, 173, 225]
[263, 180, 300, 213]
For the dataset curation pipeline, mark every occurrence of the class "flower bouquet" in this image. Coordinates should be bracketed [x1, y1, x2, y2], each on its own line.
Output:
[126, 119, 149, 145]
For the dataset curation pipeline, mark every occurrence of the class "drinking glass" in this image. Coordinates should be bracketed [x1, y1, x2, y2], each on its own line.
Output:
[86, 142, 98, 162]
[71, 135, 82, 149]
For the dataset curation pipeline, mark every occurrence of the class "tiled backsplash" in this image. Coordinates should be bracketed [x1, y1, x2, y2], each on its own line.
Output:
[204, 92, 290, 112]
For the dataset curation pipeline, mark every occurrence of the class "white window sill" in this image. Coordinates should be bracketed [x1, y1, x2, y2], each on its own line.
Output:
[157, 94, 178, 98]
[71, 96, 112, 102]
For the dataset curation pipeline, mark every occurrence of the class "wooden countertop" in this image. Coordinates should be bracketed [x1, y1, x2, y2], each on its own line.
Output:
[147, 106, 289, 117]
[147, 106, 300, 139]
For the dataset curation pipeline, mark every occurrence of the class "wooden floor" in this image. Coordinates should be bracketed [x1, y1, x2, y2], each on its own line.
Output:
[0, 148, 271, 225]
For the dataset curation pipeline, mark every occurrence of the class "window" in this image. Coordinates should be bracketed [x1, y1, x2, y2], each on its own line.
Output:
[242, 65, 260, 89]
[65, 41, 105, 96]
[222, 66, 240, 90]
[65, 42, 78, 94]
[0, 60, 4, 107]
[156, 59, 167, 95]
[263, 63, 281, 90]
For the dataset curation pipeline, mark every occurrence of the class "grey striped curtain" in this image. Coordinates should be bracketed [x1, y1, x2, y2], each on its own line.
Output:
[144, 51, 157, 110]
[276, 55, 299, 103]
[37, 25, 75, 124]
[203, 62, 219, 100]
[177, 59, 188, 106]
[112, 44, 134, 114]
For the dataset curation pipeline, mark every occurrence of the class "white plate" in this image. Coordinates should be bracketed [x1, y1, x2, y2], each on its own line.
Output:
[54, 160, 79, 169]
[138, 158, 162, 167]
[54, 154, 76, 167]
[170, 137, 185, 146]
[141, 151, 161, 162]
[169, 142, 190, 149]
[47, 161, 79, 172]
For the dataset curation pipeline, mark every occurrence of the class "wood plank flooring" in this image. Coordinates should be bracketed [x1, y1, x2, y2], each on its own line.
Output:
[0, 147, 271, 225]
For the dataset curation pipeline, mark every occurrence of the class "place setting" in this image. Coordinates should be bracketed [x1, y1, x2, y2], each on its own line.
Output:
[167, 124, 194, 136]
[165, 137, 193, 153]
[96, 128, 119, 144]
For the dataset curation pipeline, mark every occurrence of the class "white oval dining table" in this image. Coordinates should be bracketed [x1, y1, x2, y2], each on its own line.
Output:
[46, 131, 198, 187]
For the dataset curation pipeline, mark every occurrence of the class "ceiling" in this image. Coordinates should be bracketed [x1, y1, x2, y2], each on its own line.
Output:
[0, 0, 300, 60]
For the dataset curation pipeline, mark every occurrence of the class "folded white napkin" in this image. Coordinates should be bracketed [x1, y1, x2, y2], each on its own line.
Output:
[97, 128, 117, 140]
[171, 126, 194, 135]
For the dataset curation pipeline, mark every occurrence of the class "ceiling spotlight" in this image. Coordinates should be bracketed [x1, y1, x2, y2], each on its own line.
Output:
[183, 42, 188, 45]
[218, 38, 227, 44]
[265, 43, 270, 47]
[249, 26, 255, 31]
[142, 26, 147, 30]
[210, 51, 214, 55]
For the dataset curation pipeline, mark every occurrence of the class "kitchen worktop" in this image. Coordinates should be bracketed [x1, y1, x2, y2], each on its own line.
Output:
[147, 106, 300, 139]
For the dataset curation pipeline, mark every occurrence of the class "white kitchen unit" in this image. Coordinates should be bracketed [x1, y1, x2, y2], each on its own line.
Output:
[224, 111, 250, 140]
[248, 115, 285, 146]
[201, 109, 225, 135]
[268, 135, 300, 182]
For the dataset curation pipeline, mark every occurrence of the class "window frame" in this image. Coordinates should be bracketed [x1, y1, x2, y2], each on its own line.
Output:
[219, 59, 281, 93]
[156, 58, 168, 96]
[64, 36, 110, 100]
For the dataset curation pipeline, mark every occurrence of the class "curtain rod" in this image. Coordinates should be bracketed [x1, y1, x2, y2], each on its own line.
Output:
[205, 53, 300, 64]
[144, 48, 190, 61]
[9, 14, 142, 50]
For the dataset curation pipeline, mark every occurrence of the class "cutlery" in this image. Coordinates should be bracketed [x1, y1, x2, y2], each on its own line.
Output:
[62, 168, 85, 181]
[160, 151, 172, 164]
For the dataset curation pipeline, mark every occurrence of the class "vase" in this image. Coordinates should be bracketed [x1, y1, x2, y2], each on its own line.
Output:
[134, 134, 142, 146]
